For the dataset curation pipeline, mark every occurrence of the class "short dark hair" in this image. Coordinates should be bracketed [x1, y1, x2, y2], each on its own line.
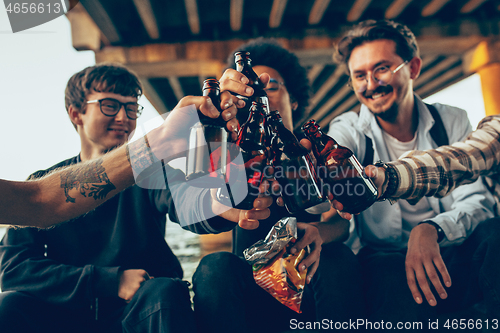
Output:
[65, 63, 142, 115]
[226, 38, 310, 122]
[335, 20, 419, 73]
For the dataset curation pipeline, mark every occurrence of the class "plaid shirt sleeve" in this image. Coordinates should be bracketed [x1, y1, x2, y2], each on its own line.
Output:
[387, 115, 500, 204]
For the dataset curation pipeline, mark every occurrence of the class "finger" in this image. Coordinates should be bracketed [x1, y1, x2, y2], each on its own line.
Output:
[365, 165, 385, 197]
[246, 207, 271, 220]
[415, 265, 437, 306]
[226, 118, 239, 134]
[435, 258, 452, 289]
[258, 73, 270, 87]
[220, 69, 253, 97]
[299, 138, 312, 151]
[305, 259, 319, 284]
[427, 259, 449, 300]
[276, 196, 285, 207]
[198, 96, 220, 118]
[238, 218, 259, 230]
[298, 245, 321, 273]
[405, 265, 423, 304]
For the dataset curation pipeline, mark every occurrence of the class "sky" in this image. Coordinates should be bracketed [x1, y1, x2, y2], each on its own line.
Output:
[0, 8, 487, 181]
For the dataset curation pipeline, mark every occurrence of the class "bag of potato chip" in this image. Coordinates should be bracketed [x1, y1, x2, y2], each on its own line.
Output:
[243, 217, 307, 313]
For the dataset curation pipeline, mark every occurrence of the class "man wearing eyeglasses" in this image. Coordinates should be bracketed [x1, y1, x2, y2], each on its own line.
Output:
[0, 64, 273, 333]
[323, 20, 496, 322]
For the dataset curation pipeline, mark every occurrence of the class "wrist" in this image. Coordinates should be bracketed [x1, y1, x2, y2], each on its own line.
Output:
[374, 161, 398, 202]
[418, 220, 445, 242]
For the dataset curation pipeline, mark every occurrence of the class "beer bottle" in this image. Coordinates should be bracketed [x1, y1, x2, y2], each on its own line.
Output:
[234, 51, 267, 98]
[185, 79, 228, 187]
[302, 119, 378, 214]
[216, 100, 271, 210]
[268, 112, 327, 214]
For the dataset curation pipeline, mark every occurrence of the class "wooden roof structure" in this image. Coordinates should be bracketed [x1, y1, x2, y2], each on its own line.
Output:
[66, 0, 500, 131]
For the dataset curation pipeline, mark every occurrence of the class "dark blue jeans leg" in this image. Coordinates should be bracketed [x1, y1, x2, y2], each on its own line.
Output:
[193, 251, 313, 333]
[306, 242, 364, 322]
[358, 248, 436, 323]
[120, 277, 196, 333]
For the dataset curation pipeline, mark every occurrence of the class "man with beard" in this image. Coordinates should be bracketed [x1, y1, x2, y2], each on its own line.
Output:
[324, 20, 496, 321]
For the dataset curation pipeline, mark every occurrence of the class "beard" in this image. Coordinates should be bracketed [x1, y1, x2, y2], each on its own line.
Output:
[364, 85, 399, 123]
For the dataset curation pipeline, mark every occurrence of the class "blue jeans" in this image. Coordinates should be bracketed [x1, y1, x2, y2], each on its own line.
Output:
[358, 217, 500, 323]
[192, 242, 363, 333]
[0, 277, 195, 333]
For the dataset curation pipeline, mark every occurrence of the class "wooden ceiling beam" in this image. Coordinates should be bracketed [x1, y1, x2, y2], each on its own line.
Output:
[269, 0, 289, 28]
[307, 64, 325, 84]
[415, 56, 461, 86]
[79, 0, 121, 43]
[309, 85, 352, 124]
[415, 65, 463, 98]
[140, 78, 170, 115]
[461, 0, 488, 14]
[66, 2, 102, 51]
[309, 66, 346, 110]
[184, 0, 201, 35]
[421, 0, 452, 17]
[230, 0, 244, 32]
[385, 0, 413, 20]
[318, 95, 359, 128]
[347, 0, 372, 22]
[125, 60, 224, 78]
[168, 77, 185, 101]
[308, 0, 331, 25]
[132, 0, 160, 40]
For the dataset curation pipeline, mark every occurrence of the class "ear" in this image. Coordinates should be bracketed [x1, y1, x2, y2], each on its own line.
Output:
[291, 101, 298, 112]
[408, 57, 422, 80]
[68, 105, 84, 127]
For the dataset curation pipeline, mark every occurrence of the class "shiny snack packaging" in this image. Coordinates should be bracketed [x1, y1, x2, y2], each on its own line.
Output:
[243, 217, 307, 313]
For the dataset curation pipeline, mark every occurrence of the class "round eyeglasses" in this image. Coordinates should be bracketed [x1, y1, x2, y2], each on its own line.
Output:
[86, 98, 143, 120]
[349, 61, 408, 93]
[264, 78, 285, 95]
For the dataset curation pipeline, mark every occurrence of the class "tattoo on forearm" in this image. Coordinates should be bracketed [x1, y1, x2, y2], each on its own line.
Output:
[127, 135, 157, 176]
[60, 158, 116, 203]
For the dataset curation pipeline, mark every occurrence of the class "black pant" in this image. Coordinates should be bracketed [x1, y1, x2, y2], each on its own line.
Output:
[0, 277, 195, 333]
[359, 218, 500, 325]
[192, 242, 364, 333]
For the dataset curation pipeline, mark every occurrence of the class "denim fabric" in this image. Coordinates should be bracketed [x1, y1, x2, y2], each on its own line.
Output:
[192, 242, 363, 333]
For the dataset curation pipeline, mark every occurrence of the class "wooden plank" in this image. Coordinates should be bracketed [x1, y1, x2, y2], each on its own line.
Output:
[421, 0, 452, 17]
[184, 0, 201, 35]
[80, 0, 121, 43]
[168, 77, 185, 101]
[415, 56, 460, 87]
[140, 78, 169, 115]
[309, 85, 351, 123]
[416, 65, 464, 97]
[385, 0, 413, 19]
[347, 0, 372, 22]
[132, 0, 160, 40]
[307, 64, 325, 84]
[230, 0, 244, 32]
[418, 36, 485, 56]
[66, 2, 101, 51]
[308, 0, 331, 25]
[318, 94, 359, 128]
[309, 66, 346, 110]
[125, 60, 224, 78]
[461, 0, 488, 13]
[269, 0, 288, 28]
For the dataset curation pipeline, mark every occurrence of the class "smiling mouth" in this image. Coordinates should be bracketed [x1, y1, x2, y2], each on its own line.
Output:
[109, 129, 128, 135]
[366, 87, 392, 101]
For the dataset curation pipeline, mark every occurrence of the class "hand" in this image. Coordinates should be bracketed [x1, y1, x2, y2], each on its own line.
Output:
[210, 180, 273, 230]
[118, 269, 151, 302]
[405, 223, 452, 306]
[148, 95, 239, 161]
[219, 68, 271, 100]
[289, 222, 323, 284]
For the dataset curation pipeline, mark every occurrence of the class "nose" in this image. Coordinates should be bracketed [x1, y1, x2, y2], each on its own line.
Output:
[114, 105, 128, 122]
[365, 73, 379, 91]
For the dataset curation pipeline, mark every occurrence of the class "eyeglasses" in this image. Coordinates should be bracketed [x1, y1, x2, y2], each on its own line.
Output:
[86, 98, 143, 120]
[264, 78, 285, 95]
[349, 61, 408, 93]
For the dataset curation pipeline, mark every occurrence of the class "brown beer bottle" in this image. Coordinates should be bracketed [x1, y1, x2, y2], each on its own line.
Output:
[185, 79, 228, 187]
[216, 100, 271, 210]
[268, 112, 327, 214]
[234, 51, 267, 98]
[302, 119, 378, 214]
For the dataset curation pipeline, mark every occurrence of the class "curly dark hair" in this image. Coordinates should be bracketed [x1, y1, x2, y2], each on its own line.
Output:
[65, 63, 142, 115]
[335, 20, 419, 73]
[226, 38, 310, 122]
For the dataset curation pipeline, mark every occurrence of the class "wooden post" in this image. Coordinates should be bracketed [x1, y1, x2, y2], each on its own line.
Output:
[465, 40, 500, 116]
